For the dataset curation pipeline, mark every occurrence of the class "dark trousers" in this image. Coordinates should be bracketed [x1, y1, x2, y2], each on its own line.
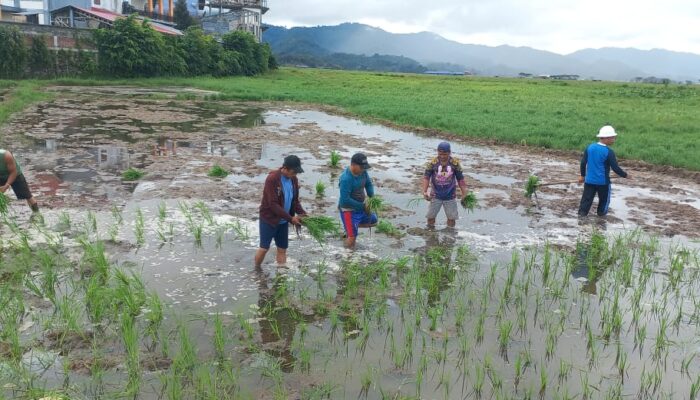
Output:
[578, 183, 611, 216]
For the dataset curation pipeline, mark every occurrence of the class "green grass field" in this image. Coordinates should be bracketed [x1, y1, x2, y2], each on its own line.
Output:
[0, 81, 52, 128]
[3, 69, 699, 170]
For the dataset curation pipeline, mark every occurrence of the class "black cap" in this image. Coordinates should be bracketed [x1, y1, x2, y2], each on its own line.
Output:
[282, 155, 304, 173]
[350, 152, 371, 170]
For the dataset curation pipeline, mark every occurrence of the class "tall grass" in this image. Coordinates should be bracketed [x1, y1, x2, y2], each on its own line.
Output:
[0, 81, 53, 126]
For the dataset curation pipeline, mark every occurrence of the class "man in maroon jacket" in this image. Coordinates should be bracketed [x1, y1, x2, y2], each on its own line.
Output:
[254, 155, 307, 269]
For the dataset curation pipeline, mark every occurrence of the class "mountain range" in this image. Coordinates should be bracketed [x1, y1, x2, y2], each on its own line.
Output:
[264, 23, 700, 82]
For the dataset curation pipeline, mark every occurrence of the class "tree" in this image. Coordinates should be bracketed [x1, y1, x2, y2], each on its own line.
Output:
[222, 30, 259, 75]
[0, 26, 28, 79]
[173, 0, 194, 31]
[94, 15, 185, 77]
[28, 36, 54, 77]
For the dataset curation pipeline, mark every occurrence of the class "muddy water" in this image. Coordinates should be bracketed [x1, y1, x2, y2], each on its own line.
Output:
[2, 86, 700, 399]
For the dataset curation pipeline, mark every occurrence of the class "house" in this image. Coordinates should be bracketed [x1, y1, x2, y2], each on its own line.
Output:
[201, 0, 267, 42]
[1, 0, 48, 24]
[50, 5, 181, 34]
[550, 74, 580, 80]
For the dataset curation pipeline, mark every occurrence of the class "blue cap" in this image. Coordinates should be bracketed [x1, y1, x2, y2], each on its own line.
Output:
[437, 142, 451, 152]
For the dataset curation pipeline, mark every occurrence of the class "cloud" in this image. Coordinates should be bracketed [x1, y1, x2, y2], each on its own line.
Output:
[264, 0, 700, 54]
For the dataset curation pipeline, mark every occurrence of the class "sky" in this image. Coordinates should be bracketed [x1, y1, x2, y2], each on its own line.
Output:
[264, 0, 700, 55]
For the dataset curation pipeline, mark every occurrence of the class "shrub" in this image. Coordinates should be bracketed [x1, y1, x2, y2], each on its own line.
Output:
[0, 26, 27, 79]
[122, 168, 145, 181]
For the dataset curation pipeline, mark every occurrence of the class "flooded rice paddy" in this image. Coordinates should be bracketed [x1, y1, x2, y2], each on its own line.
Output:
[1, 86, 700, 399]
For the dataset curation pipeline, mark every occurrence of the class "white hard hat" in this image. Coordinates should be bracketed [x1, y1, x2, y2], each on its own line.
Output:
[597, 125, 617, 138]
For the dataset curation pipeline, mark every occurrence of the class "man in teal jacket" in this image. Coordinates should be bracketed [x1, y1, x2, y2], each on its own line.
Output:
[338, 153, 377, 249]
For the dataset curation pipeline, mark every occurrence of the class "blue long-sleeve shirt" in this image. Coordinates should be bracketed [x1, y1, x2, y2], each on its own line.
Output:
[580, 142, 627, 185]
[338, 167, 374, 211]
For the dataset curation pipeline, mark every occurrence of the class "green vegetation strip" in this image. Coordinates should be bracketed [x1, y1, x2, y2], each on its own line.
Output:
[0, 81, 52, 127]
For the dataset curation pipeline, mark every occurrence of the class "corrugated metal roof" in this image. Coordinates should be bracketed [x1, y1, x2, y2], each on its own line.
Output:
[56, 5, 182, 35]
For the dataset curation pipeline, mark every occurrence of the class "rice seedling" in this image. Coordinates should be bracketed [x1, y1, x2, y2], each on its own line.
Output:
[539, 365, 548, 398]
[329, 150, 341, 168]
[122, 168, 145, 181]
[134, 208, 145, 246]
[120, 312, 141, 398]
[497, 320, 512, 355]
[213, 314, 226, 363]
[376, 220, 403, 238]
[237, 314, 254, 340]
[514, 353, 523, 389]
[460, 191, 478, 212]
[195, 201, 215, 226]
[558, 360, 572, 384]
[360, 365, 373, 398]
[158, 201, 167, 222]
[230, 220, 250, 240]
[299, 348, 311, 373]
[524, 175, 540, 198]
[406, 197, 425, 208]
[0, 192, 9, 214]
[315, 181, 326, 197]
[691, 374, 700, 400]
[144, 292, 163, 349]
[207, 164, 229, 178]
[365, 195, 386, 215]
[191, 223, 203, 246]
[473, 364, 484, 398]
[301, 215, 340, 244]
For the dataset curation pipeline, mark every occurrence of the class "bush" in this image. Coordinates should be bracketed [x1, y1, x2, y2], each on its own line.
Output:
[94, 15, 183, 77]
[28, 36, 54, 78]
[122, 168, 145, 181]
[222, 30, 261, 76]
[0, 26, 27, 79]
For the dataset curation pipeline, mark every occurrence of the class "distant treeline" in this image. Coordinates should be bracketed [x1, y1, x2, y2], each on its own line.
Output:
[276, 52, 426, 73]
[0, 17, 276, 79]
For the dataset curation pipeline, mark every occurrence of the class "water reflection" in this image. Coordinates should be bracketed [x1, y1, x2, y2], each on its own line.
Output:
[153, 137, 177, 157]
[228, 108, 265, 128]
[97, 146, 130, 169]
[571, 239, 611, 295]
[255, 270, 313, 372]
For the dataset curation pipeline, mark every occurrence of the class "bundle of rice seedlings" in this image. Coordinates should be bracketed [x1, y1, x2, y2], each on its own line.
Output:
[122, 168, 145, 181]
[329, 151, 341, 168]
[406, 197, 425, 208]
[315, 181, 326, 197]
[301, 216, 340, 244]
[461, 191, 478, 212]
[366, 196, 386, 215]
[376, 220, 404, 238]
[0, 192, 9, 214]
[208, 165, 229, 178]
[524, 175, 540, 198]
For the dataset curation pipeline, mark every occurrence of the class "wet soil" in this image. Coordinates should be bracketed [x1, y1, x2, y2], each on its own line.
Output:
[2, 86, 698, 241]
[2, 85, 700, 399]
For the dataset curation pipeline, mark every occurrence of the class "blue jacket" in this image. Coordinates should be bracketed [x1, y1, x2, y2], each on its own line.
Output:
[580, 143, 627, 185]
[338, 167, 374, 211]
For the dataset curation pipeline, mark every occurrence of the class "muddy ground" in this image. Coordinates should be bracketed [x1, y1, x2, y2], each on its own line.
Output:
[1, 85, 698, 242]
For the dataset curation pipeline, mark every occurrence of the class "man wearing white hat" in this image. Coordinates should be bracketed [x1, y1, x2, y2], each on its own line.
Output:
[577, 125, 630, 217]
